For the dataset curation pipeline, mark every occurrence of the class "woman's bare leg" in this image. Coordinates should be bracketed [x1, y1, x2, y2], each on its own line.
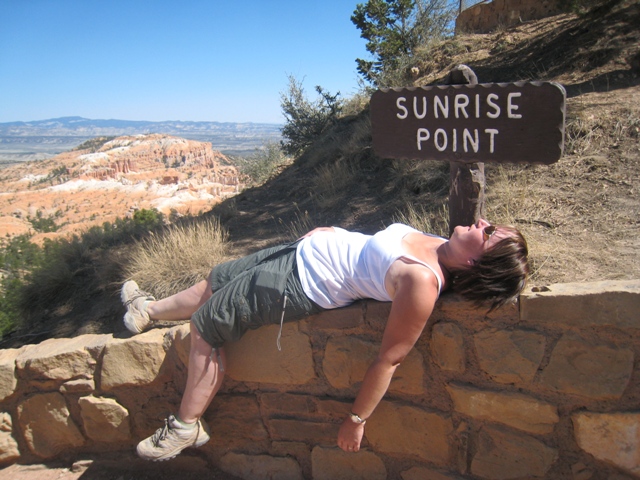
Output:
[135, 320, 224, 461]
[178, 321, 225, 423]
[147, 279, 212, 321]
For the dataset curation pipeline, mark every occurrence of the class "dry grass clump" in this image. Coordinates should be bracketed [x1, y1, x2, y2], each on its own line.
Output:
[479, 84, 640, 286]
[565, 97, 640, 154]
[484, 163, 566, 283]
[386, 160, 450, 238]
[392, 202, 449, 238]
[388, 159, 450, 197]
[313, 160, 358, 209]
[340, 114, 373, 158]
[123, 217, 229, 298]
[341, 90, 371, 117]
[279, 204, 316, 241]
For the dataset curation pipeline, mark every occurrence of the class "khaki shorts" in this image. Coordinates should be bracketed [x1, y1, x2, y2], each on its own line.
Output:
[191, 242, 323, 348]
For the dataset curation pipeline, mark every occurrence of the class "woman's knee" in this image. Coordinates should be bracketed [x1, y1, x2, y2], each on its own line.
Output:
[189, 321, 212, 353]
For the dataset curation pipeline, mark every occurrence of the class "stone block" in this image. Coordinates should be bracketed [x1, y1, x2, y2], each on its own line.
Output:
[17, 392, 84, 458]
[205, 394, 269, 451]
[571, 462, 595, 480]
[259, 393, 346, 425]
[402, 466, 464, 480]
[365, 301, 392, 332]
[132, 395, 182, 439]
[60, 378, 95, 394]
[78, 395, 131, 443]
[260, 392, 318, 416]
[271, 440, 312, 477]
[520, 280, 640, 329]
[572, 412, 640, 476]
[16, 334, 108, 382]
[0, 412, 20, 465]
[166, 323, 191, 368]
[323, 336, 424, 394]
[315, 398, 354, 419]
[431, 292, 518, 323]
[100, 329, 167, 391]
[474, 328, 545, 384]
[446, 383, 559, 434]
[431, 322, 465, 373]
[471, 425, 558, 479]
[219, 452, 303, 480]
[311, 446, 386, 480]
[0, 348, 20, 402]
[268, 418, 338, 445]
[453, 421, 470, 474]
[225, 323, 316, 385]
[310, 303, 364, 330]
[366, 401, 453, 465]
[539, 332, 634, 399]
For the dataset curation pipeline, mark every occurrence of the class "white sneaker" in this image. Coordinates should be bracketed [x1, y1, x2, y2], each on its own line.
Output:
[137, 415, 211, 461]
[121, 280, 156, 334]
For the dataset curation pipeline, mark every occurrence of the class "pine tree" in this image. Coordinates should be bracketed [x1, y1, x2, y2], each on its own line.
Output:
[352, 0, 456, 85]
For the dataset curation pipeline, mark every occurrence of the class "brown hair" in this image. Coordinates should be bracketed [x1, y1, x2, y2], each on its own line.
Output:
[450, 226, 530, 311]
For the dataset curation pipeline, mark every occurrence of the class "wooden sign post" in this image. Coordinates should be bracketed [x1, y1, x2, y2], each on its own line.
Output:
[370, 68, 566, 234]
[446, 66, 485, 234]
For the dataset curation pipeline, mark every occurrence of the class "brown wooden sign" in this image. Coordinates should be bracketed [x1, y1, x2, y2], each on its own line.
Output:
[370, 81, 566, 165]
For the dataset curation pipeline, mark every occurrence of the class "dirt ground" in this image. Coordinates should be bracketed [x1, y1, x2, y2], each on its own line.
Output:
[1, 452, 241, 479]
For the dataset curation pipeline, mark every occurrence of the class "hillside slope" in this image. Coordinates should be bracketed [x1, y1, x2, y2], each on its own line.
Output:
[213, 0, 639, 285]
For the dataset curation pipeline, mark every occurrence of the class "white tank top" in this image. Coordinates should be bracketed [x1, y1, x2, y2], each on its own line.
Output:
[296, 223, 445, 309]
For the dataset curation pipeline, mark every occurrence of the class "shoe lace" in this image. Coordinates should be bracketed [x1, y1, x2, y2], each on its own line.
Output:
[124, 288, 154, 307]
[152, 418, 171, 447]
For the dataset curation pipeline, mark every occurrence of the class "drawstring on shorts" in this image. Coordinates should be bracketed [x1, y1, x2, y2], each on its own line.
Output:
[209, 347, 225, 373]
[277, 295, 288, 351]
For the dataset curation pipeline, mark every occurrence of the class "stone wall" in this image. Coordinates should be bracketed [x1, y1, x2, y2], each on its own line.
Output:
[0, 279, 639, 479]
[456, 0, 565, 34]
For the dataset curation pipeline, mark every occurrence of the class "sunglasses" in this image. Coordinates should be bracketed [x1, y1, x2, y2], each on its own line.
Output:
[482, 225, 497, 242]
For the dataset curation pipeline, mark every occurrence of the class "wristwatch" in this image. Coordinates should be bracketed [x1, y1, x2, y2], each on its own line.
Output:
[348, 412, 366, 424]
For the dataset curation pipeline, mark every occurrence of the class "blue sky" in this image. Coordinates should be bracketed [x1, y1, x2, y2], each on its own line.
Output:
[0, 0, 369, 124]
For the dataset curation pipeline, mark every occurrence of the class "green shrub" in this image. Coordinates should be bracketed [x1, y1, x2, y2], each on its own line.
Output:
[0, 209, 167, 340]
[0, 234, 44, 271]
[0, 235, 45, 339]
[132, 208, 164, 229]
[236, 141, 291, 185]
[280, 75, 343, 157]
[0, 277, 23, 339]
[27, 210, 59, 233]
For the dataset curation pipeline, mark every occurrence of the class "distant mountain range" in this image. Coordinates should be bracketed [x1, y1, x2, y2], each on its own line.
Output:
[0, 116, 283, 164]
[0, 116, 283, 137]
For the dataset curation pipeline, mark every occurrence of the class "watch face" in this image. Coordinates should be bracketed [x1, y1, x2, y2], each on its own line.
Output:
[350, 413, 365, 424]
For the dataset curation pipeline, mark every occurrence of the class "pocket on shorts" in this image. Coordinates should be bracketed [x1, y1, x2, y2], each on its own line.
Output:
[247, 269, 289, 326]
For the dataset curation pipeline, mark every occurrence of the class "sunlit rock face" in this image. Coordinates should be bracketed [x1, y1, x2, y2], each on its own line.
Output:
[0, 134, 243, 240]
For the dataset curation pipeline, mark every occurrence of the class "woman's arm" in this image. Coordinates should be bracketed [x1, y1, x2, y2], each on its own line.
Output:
[337, 264, 438, 452]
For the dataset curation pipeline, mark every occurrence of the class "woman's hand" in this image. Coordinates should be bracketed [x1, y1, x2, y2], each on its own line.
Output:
[298, 226, 335, 240]
[337, 417, 365, 452]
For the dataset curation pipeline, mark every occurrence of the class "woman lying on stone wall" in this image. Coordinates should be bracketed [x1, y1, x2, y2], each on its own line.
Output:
[121, 220, 529, 461]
